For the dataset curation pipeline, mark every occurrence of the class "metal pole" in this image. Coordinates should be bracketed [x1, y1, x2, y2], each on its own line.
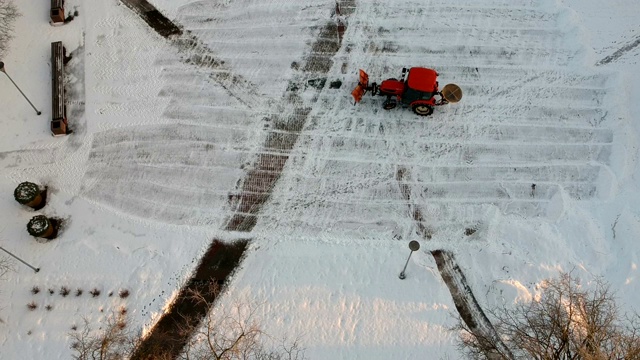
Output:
[0, 245, 40, 273]
[0, 61, 42, 115]
[399, 240, 420, 280]
[398, 251, 413, 280]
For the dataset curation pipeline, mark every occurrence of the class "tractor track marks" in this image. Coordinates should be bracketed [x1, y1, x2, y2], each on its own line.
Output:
[294, 122, 614, 144]
[371, 0, 541, 9]
[358, 45, 579, 67]
[438, 67, 612, 87]
[287, 138, 610, 166]
[290, 162, 601, 183]
[596, 34, 640, 66]
[368, 7, 556, 26]
[85, 163, 244, 187]
[290, 179, 594, 203]
[161, 105, 257, 127]
[369, 28, 569, 49]
[84, 120, 256, 226]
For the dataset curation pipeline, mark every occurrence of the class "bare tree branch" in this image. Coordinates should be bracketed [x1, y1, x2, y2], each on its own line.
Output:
[69, 312, 141, 360]
[0, 0, 20, 58]
[70, 284, 307, 360]
[454, 272, 640, 360]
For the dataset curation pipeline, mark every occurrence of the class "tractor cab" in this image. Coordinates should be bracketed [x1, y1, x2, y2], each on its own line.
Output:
[377, 67, 440, 115]
[352, 66, 461, 116]
[401, 67, 438, 104]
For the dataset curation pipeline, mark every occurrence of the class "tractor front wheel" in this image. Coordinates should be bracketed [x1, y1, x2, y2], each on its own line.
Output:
[383, 98, 397, 110]
[412, 104, 433, 116]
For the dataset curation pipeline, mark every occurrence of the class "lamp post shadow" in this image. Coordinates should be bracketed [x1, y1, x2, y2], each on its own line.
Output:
[0, 61, 42, 115]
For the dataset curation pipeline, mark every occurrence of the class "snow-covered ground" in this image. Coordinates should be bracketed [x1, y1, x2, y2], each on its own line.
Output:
[0, 0, 639, 358]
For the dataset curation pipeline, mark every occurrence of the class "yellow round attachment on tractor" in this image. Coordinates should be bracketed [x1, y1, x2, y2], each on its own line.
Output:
[441, 84, 463, 103]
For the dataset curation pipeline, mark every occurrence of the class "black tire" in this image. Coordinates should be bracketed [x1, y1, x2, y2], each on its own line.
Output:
[383, 98, 397, 110]
[412, 104, 433, 116]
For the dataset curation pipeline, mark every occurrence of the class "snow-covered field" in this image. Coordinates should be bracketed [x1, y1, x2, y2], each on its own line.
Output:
[0, 0, 639, 358]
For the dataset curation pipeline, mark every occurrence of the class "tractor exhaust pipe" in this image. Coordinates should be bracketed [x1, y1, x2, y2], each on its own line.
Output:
[400, 67, 407, 82]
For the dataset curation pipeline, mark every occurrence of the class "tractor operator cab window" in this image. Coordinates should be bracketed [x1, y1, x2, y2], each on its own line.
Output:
[421, 92, 435, 100]
[401, 87, 434, 104]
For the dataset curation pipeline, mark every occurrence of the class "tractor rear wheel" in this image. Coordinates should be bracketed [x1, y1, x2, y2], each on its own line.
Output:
[383, 98, 397, 110]
[412, 104, 433, 116]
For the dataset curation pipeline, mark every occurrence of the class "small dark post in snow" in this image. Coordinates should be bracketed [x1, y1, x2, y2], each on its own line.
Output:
[399, 240, 420, 280]
[0, 245, 40, 273]
[0, 61, 42, 115]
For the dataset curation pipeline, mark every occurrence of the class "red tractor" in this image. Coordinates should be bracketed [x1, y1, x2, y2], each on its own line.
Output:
[351, 67, 462, 116]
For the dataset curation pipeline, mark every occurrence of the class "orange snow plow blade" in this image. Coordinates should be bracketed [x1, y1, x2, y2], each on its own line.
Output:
[351, 69, 369, 103]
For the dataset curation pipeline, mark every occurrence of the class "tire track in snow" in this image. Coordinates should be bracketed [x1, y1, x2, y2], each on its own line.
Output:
[83, 123, 254, 225]
[596, 34, 640, 66]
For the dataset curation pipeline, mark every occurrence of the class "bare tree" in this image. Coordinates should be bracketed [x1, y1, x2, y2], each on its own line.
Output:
[179, 287, 306, 360]
[455, 273, 640, 360]
[0, 256, 10, 279]
[69, 286, 306, 360]
[69, 312, 145, 360]
[0, 0, 19, 57]
[0, 229, 16, 323]
[0, 256, 12, 324]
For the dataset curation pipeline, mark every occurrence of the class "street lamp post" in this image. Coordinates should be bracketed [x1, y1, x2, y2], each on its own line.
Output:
[0, 245, 40, 273]
[0, 61, 42, 115]
[399, 240, 420, 280]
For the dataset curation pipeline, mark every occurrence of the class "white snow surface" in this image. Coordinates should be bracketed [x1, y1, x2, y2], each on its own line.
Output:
[0, 0, 639, 359]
